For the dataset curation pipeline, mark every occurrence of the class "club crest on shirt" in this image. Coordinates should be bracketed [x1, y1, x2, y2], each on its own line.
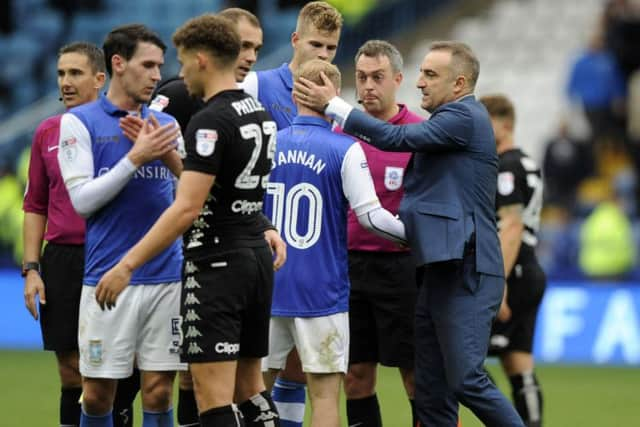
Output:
[196, 129, 217, 157]
[384, 166, 404, 191]
[149, 94, 169, 111]
[498, 171, 515, 196]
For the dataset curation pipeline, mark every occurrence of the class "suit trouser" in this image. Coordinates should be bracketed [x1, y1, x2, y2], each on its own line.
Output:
[414, 251, 525, 427]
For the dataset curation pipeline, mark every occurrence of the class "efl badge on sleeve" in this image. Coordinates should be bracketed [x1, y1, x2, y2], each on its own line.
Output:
[498, 171, 515, 196]
[61, 136, 77, 163]
[89, 339, 103, 365]
[149, 94, 169, 111]
[384, 166, 404, 191]
[196, 129, 217, 157]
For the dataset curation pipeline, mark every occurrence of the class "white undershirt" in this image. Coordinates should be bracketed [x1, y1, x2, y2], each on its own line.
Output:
[341, 143, 406, 244]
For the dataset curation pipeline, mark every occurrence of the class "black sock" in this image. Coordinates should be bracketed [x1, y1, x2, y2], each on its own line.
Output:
[178, 387, 200, 426]
[410, 398, 417, 427]
[200, 404, 245, 427]
[238, 391, 280, 427]
[60, 387, 82, 426]
[509, 371, 543, 427]
[113, 368, 141, 427]
[346, 394, 382, 427]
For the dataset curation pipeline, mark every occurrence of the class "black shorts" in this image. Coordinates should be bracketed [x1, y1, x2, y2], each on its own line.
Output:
[488, 260, 547, 356]
[348, 251, 417, 368]
[180, 245, 274, 363]
[39, 243, 84, 352]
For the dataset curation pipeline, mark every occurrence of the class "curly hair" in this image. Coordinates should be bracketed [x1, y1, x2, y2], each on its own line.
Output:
[172, 14, 240, 68]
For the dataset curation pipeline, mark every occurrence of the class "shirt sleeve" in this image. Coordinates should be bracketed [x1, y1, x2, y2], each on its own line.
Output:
[58, 113, 137, 218]
[339, 102, 473, 153]
[182, 111, 230, 176]
[340, 142, 380, 216]
[496, 155, 525, 208]
[23, 124, 48, 214]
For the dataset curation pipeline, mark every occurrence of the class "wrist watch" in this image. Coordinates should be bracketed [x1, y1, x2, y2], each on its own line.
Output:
[21, 262, 40, 277]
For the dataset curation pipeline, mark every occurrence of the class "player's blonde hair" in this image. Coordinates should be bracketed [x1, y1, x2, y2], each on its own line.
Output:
[296, 1, 343, 36]
[294, 58, 341, 90]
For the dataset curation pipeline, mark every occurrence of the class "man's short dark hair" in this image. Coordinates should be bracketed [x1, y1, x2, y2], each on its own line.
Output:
[218, 7, 261, 29]
[480, 94, 516, 125]
[58, 41, 106, 74]
[429, 41, 480, 89]
[172, 14, 240, 69]
[355, 40, 403, 74]
[103, 24, 166, 77]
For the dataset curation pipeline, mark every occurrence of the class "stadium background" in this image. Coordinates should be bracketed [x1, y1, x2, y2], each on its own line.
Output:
[1, 0, 639, 425]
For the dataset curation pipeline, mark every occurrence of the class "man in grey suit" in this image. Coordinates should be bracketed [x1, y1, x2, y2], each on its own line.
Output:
[294, 41, 525, 427]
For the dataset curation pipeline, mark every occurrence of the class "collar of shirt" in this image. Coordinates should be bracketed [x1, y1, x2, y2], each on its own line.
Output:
[279, 63, 293, 91]
[99, 93, 149, 118]
[389, 104, 411, 125]
[292, 115, 332, 129]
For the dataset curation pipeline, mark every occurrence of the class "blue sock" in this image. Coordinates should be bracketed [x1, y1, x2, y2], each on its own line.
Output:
[142, 408, 174, 427]
[271, 378, 305, 427]
[80, 408, 113, 427]
[142, 408, 173, 427]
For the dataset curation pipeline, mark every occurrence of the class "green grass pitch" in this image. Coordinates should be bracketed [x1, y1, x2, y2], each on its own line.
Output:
[2, 350, 639, 426]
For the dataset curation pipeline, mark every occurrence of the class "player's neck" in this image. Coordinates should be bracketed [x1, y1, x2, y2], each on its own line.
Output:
[203, 72, 237, 102]
[106, 84, 142, 112]
[370, 103, 400, 122]
[497, 137, 515, 154]
[297, 104, 330, 123]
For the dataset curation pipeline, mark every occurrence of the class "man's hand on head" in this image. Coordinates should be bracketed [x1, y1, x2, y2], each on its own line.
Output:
[293, 72, 337, 113]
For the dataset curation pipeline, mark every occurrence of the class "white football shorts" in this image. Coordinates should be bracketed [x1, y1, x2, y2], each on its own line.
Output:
[78, 282, 187, 378]
[263, 312, 349, 374]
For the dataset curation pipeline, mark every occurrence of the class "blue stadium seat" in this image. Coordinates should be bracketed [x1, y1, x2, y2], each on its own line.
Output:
[21, 8, 65, 51]
[13, 81, 39, 109]
[0, 35, 42, 82]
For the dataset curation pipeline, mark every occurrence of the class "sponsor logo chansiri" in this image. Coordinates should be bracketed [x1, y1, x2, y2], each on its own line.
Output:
[215, 341, 240, 354]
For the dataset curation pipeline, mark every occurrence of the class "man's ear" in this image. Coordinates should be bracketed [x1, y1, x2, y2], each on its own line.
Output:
[196, 52, 208, 69]
[111, 54, 125, 75]
[394, 71, 403, 87]
[94, 72, 106, 89]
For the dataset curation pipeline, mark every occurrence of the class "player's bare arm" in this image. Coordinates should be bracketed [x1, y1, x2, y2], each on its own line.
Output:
[264, 228, 287, 271]
[497, 203, 525, 276]
[96, 169, 214, 310]
[497, 203, 524, 322]
[23, 212, 47, 319]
